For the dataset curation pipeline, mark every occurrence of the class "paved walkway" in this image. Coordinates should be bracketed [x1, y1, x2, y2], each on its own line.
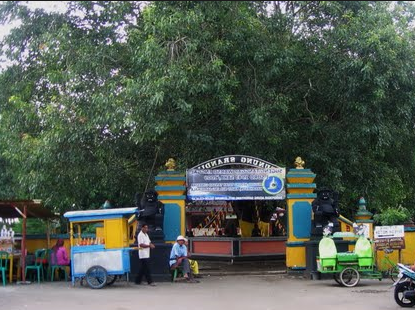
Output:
[1, 273, 399, 310]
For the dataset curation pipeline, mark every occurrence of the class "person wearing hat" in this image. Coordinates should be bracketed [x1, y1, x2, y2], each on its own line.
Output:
[169, 235, 198, 283]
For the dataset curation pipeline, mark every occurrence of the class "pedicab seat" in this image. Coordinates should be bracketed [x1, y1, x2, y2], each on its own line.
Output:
[354, 237, 373, 268]
[318, 237, 337, 271]
[337, 252, 358, 262]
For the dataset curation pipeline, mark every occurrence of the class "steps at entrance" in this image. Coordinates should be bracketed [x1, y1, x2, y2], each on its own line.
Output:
[198, 259, 287, 276]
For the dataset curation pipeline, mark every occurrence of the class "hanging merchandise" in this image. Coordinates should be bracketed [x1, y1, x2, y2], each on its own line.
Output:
[1, 225, 7, 237]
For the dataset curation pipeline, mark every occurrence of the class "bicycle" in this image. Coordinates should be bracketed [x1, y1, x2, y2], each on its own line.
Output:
[378, 248, 399, 282]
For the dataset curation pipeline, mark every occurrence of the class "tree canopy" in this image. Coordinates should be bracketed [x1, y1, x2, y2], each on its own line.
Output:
[0, 1, 415, 220]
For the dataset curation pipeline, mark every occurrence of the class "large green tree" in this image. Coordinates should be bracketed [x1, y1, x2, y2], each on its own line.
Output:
[0, 1, 415, 221]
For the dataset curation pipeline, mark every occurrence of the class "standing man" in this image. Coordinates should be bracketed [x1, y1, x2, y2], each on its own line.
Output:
[135, 223, 156, 286]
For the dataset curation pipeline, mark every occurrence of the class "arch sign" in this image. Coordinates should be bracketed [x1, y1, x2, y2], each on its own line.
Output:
[186, 155, 286, 201]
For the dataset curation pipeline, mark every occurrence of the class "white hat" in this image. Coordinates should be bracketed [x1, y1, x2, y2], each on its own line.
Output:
[176, 235, 186, 241]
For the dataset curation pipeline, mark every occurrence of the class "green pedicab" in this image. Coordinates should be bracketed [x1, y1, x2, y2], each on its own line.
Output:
[317, 232, 382, 287]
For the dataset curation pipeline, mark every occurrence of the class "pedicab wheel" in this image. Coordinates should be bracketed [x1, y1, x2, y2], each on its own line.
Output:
[394, 282, 415, 307]
[86, 265, 108, 289]
[339, 267, 360, 287]
[106, 275, 117, 286]
[333, 273, 342, 285]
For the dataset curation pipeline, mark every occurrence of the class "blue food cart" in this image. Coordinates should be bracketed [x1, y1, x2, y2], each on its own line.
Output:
[64, 207, 137, 289]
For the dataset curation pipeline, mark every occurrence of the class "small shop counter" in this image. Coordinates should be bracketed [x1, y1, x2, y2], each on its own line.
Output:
[188, 236, 287, 260]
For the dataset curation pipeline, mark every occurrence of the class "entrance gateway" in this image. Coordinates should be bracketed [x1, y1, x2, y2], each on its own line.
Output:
[155, 155, 304, 266]
[154, 155, 354, 271]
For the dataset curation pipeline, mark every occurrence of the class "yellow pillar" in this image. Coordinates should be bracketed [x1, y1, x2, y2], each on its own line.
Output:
[155, 158, 187, 243]
[285, 157, 316, 271]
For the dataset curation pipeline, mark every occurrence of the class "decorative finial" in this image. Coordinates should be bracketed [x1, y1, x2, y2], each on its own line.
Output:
[165, 158, 176, 171]
[294, 156, 305, 169]
[358, 197, 366, 211]
[356, 196, 373, 217]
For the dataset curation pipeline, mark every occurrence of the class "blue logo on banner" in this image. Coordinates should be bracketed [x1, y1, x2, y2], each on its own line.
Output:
[262, 175, 284, 195]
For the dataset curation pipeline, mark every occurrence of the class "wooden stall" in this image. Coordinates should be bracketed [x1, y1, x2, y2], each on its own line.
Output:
[0, 200, 57, 283]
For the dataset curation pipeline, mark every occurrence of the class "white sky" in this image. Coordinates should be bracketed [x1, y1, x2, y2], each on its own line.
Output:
[0, 1, 68, 39]
[0, 1, 68, 70]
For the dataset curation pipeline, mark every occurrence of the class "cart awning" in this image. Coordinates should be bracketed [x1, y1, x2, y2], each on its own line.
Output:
[64, 207, 138, 222]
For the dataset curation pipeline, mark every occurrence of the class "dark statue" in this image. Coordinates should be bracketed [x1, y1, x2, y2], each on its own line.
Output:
[135, 189, 165, 241]
[311, 189, 340, 237]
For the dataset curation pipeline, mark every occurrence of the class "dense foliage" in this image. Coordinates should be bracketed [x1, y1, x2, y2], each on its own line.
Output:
[0, 1, 415, 221]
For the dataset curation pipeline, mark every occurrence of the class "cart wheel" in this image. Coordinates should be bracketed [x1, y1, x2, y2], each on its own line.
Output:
[389, 266, 400, 282]
[106, 275, 118, 286]
[333, 273, 342, 285]
[339, 267, 360, 287]
[86, 265, 108, 289]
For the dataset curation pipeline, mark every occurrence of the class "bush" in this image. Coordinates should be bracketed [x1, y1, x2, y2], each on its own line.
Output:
[373, 206, 411, 226]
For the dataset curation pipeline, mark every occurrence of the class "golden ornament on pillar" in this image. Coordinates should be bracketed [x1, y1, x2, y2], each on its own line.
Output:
[294, 156, 305, 169]
[165, 158, 176, 171]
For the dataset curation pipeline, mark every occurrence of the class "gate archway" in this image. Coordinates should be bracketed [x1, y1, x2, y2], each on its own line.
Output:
[155, 155, 318, 270]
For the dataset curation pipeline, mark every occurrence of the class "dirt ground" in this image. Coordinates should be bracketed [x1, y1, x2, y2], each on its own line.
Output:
[0, 274, 401, 310]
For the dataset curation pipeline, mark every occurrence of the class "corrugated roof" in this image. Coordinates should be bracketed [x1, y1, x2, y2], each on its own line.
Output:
[0, 200, 57, 219]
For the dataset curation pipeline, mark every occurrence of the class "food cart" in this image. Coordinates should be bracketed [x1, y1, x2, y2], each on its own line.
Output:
[64, 207, 137, 289]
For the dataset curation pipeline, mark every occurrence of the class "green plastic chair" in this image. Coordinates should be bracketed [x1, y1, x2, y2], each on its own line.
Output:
[25, 249, 47, 283]
[318, 237, 337, 270]
[0, 251, 9, 286]
[354, 236, 373, 268]
[170, 263, 183, 282]
[44, 249, 54, 280]
[49, 250, 68, 282]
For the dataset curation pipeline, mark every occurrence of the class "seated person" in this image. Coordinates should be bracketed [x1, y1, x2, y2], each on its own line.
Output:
[251, 223, 262, 237]
[51, 238, 71, 278]
[225, 219, 238, 237]
[169, 235, 198, 283]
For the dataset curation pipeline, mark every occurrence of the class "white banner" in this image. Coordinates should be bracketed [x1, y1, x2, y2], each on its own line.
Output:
[374, 225, 404, 239]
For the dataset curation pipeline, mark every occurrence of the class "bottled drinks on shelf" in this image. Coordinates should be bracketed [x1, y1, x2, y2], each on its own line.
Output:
[76, 237, 104, 246]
